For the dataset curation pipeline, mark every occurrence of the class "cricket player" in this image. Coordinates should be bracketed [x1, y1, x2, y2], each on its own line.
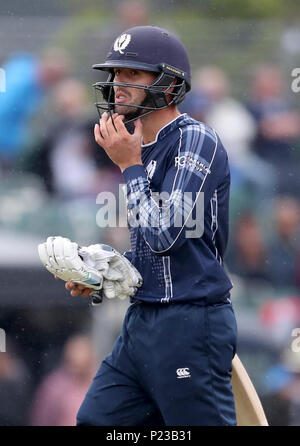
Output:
[40, 25, 238, 426]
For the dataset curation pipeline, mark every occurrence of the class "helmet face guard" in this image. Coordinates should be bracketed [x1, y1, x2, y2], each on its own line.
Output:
[92, 26, 191, 124]
[92, 66, 188, 124]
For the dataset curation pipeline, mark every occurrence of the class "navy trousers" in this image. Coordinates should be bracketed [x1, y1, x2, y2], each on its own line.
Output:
[77, 300, 237, 426]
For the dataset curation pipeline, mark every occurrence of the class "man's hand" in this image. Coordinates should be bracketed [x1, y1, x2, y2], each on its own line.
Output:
[63, 279, 134, 302]
[94, 112, 143, 172]
[65, 280, 93, 298]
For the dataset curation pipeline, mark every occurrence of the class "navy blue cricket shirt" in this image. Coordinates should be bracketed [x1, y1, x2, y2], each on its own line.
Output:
[122, 114, 233, 304]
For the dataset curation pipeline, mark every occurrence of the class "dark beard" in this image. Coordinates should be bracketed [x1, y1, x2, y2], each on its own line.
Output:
[122, 95, 153, 128]
[113, 106, 140, 133]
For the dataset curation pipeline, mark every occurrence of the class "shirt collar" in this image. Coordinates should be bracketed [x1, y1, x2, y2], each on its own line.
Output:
[141, 114, 187, 148]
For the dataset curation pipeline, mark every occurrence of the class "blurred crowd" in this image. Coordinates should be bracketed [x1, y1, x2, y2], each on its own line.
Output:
[182, 64, 300, 287]
[0, 0, 300, 426]
[0, 333, 96, 426]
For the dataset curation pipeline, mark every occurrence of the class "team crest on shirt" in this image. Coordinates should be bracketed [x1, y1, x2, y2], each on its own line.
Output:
[146, 160, 157, 179]
[114, 34, 131, 54]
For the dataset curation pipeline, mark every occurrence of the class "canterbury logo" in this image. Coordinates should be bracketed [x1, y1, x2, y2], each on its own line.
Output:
[114, 33, 131, 54]
[176, 368, 191, 378]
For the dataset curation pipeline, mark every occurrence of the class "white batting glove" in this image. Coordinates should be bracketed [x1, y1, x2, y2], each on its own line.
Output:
[38, 237, 143, 301]
[38, 236, 109, 290]
[90, 246, 143, 300]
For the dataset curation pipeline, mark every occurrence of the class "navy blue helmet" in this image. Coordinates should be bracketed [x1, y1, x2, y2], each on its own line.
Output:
[92, 25, 191, 123]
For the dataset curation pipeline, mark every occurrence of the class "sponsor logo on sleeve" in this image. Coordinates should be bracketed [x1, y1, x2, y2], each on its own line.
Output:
[175, 155, 211, 174]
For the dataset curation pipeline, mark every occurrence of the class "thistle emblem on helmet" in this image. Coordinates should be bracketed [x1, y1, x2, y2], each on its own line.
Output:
[113, 33, 131, 54]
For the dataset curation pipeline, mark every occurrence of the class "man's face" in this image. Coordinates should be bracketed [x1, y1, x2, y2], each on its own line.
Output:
[113, 68, 156, 116]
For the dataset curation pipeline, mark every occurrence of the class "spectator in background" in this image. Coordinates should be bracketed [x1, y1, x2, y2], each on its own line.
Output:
[247, 65, 300, 195]
[0, 48, 70, 171]
[117, 0, 150, 29]
[280, 21, 300, 76]
[21, 78, 121, 199]
[0, 338, 31, 426]
[259, 297, 300, 348]
[179, 87, 210, 123]
[225, 212, 269, 283]
[263, 336, 300, 426]
[30, 334, 96, 426]
[266, 196, 300, 290]
[88, 0, 150, 86]
[279, 341, 300, 426]
[193, 67, 256, 163]
[182, 66, 275, 196]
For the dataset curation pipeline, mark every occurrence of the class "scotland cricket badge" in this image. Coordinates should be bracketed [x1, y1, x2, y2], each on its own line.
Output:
[113, 34, 131, 54]
[146, 160, 157, 179]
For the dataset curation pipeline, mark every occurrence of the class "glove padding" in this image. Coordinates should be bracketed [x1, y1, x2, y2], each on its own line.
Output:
[38, 236, 110, 290]
[80, 242, 143, 301]
[38, 236, 143, 300]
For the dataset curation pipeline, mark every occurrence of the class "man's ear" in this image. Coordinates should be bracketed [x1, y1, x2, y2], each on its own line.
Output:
[165, 78, 177, 103]
[166, 78, 177, 94]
